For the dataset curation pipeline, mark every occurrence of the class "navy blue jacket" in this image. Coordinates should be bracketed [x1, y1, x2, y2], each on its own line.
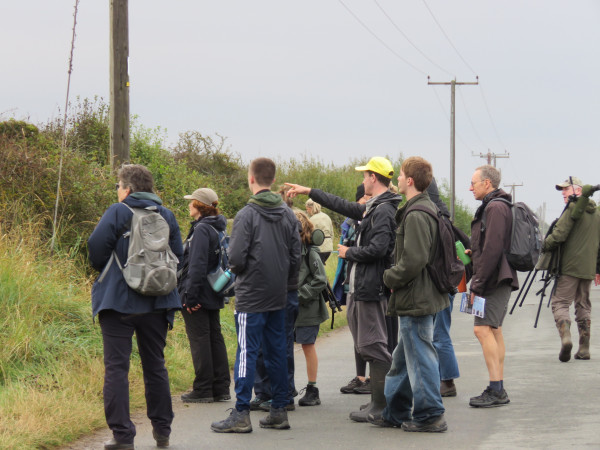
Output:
[178, 214, 227, 310]
[88, 193, 183, 323]
[228, 191, 301, 313]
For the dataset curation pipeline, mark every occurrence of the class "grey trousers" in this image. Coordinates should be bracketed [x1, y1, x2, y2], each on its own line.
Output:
[551, 274, 592, 324]
[346, 293, 392, 364]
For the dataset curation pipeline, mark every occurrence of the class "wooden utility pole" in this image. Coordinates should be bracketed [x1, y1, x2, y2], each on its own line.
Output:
[504, 182, 523, 202]
[428, 77, 478, 221]
[110, 0, 130, 169]
[473, 150, 510, 167]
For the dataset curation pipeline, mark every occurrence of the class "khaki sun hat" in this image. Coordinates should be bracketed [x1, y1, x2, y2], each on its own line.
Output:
[184, 188, 218, 204]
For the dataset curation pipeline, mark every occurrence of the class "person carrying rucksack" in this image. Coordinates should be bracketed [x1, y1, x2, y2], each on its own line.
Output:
[467, 164, 518, 408]
[294, 210, 329, 407]
[88, 164, 183, 449]
[177, 188, 231, 404]
[369, 156, 448, 432]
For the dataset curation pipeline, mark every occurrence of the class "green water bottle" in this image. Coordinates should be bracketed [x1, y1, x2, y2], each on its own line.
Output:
[455, 241, 471, 265]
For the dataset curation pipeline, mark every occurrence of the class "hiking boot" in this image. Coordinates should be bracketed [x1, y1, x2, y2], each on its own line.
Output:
[298, 384, 321, 406]
[574, 319, 591, 360]
[181, 391, 214, 403]
[104, 438, 134, 449]
[401, 414, 447, 433]
[214, 393, 231, 402]
[211, 408, 253, 433]
[259, 407, 291, 429]
[152, 429, 169, 448]
[440, 379, 457, 397]
[557, 320, 573, 362]
[469, 387, 510, 408]
[340, 376, 365, 394]
[250, 396, 269, 411]
[259, 399, 296, 412]
[353, 378, 371, 394]
[367, 412, 399, 428]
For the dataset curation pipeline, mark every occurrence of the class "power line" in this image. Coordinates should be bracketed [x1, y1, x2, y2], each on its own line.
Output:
[337, 0, 427, 76]
[457, 87, 488, 148]
[373, 0, 454, 77]
[420, 0, 478, 77]
[478, 83, 507, 149]
[430, 86, 475, 154]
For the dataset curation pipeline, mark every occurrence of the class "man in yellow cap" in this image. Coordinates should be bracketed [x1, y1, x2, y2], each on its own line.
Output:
[286, 156, 401, 423]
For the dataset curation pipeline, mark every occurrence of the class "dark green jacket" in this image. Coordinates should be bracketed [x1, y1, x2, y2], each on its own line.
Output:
[384, 193, 449, 317]
[296, 244, 329, 327]
[544, 199, 600, 280]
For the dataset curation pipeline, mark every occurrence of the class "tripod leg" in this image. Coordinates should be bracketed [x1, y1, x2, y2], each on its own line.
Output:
[546, 277, 559, 308]
[534, 291, 545, 329]
[518, 269, 539, 308]
[510, 270, 533, 315]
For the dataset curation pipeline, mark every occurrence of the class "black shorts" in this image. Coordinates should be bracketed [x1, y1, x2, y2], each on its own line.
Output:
[295, 325, 319, 344]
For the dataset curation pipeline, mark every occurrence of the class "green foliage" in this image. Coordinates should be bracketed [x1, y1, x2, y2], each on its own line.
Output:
[0, 119, 39, 140]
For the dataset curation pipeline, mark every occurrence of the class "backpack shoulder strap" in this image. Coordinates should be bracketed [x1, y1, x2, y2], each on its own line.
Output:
[481, 198, 512, 233]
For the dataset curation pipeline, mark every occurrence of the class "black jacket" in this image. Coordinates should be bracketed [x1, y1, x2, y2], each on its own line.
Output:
[310, 189, 402, 302]
[228, 191, 301, 313]
[178, 215, 227, 311]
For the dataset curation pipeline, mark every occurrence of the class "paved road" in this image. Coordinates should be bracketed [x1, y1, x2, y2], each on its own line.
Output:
[66, 275, 600, 449]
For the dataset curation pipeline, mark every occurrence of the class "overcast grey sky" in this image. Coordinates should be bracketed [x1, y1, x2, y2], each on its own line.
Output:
[2, 1, 599, 220]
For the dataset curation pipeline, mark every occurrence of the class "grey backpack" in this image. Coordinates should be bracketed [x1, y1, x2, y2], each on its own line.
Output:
[115, 204, 179, 296]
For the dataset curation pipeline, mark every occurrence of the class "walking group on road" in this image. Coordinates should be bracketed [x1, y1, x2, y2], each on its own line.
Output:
[87, 156, 600, 448]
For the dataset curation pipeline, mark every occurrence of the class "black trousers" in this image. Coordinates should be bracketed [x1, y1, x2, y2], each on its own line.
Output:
[181, 307, 231, 397]
[99, 310, 174, 444]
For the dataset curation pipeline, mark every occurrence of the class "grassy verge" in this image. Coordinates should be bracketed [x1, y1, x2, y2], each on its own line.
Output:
[0, 232, 346, 449]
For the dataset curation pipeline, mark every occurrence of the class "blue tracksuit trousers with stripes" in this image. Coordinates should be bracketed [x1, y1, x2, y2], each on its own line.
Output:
[234, 309, 288, 411]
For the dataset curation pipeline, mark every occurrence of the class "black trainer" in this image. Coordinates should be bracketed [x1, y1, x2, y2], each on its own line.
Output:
[298, 384, 321, 406]
[340, 377, 364, 394]
[211, 408, 253, 433]
[401, 414, 448, 433]
[181, 391, 214, 403]
[469, 387, 510, 408]
[259, 407, 291, 429]
[353, 378, 371, 394]
[250, 396, 269, 411]
[367, 412, 398, 428]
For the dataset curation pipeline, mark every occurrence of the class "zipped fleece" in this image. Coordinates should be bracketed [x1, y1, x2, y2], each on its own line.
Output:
[228, 191, 301, 313]
[383, 192, 449, 317]
[309, 189, 401, 302]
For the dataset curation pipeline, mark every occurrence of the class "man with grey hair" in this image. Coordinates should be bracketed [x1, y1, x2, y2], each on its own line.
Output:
[542, 177, 600, 362]
[466, 165, 518, 408]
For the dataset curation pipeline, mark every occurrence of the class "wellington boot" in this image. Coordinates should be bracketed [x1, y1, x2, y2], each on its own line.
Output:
[349, 360, 389, 422]
[557, 320, 573, 362]
[574, 320, 591, 360]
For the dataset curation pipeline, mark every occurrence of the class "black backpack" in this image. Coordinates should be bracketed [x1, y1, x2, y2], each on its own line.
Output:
[403, 205, 465, 295]
[482, 199, 542, 272]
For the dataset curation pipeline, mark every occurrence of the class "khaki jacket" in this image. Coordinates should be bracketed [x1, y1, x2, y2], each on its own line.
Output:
[384, 193, 449, 317]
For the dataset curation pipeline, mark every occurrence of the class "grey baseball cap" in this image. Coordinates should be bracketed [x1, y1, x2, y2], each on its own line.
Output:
[555, 177, 583, 191]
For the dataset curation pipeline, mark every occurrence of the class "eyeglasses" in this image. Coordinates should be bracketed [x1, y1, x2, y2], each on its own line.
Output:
[470, 180, 486, 187]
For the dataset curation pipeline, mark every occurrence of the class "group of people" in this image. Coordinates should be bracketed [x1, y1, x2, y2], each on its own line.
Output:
[87, 156, 600, 448]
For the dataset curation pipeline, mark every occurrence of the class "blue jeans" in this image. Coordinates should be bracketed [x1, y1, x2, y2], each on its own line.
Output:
[234, 309, 288, 411]
[433, 295, 460, 381]
[383, 315, 445, 425]
[254, 291, 299, 401]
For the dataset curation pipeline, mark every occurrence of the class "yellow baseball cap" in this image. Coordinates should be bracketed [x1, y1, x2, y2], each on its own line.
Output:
[355, 156, 394, 179]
